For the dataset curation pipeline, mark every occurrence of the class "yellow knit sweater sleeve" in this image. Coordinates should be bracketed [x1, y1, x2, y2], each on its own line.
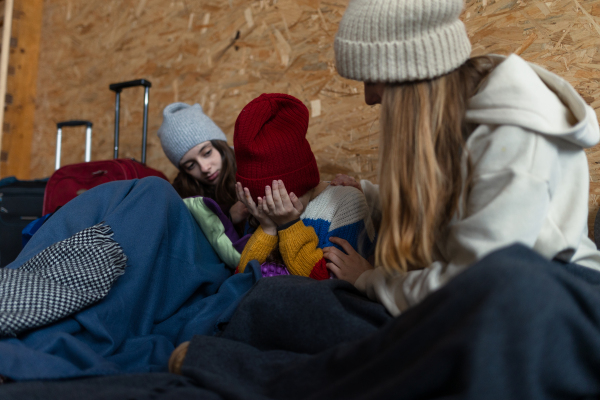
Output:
[278, 220, 323, 277]
[237, 226, 278, 273]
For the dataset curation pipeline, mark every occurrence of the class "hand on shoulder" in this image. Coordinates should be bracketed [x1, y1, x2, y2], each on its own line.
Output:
[324, 237, 373, 285]
[330, 174, 362, 192]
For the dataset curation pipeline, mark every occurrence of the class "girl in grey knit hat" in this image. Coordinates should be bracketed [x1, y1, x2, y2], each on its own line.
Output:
[158, 102, 247, 224]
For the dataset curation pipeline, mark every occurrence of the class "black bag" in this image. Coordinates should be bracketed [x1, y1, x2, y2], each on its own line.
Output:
[0, 177, 47, 267]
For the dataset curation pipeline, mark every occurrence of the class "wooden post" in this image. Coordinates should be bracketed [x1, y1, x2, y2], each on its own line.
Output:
[0, 0, 44, 179]
[0, 0, 13, 177]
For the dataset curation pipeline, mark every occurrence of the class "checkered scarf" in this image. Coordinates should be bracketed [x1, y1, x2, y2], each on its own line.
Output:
[0, 223, 128, 337]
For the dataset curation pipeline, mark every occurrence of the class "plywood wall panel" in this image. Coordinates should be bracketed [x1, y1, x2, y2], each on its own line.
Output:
[30, 0, 600, 237]
[32, 0, 379, 186]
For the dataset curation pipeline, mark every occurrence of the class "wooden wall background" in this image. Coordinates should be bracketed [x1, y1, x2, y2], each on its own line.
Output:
[5, 0, 600, 236]
[28, 0, 379, 185]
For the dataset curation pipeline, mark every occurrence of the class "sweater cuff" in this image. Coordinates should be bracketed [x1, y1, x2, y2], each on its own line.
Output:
[237, 225, 278, 273]
[254, 225, 278, 244]
[278, 219, 308, 238]
[277, 218, 301, 232]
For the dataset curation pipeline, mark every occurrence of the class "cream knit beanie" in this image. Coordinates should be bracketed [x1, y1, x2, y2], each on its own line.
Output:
[334, 0, 472, 82]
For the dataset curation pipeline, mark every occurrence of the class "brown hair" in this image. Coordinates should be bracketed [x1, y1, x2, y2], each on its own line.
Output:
[376, 56, 501, 273]
[172, 140, 237, 212]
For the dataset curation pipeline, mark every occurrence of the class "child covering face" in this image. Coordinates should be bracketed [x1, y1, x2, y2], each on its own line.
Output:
[233, 93, 375, 279]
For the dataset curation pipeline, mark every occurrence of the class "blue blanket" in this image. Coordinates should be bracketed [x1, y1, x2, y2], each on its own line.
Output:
[0, 177, 260, 381]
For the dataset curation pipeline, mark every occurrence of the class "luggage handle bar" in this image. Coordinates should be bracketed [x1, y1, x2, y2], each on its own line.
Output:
[55, 120, 93, 171]
[57, 120, 93, 129]
[109, 79, 152, 164]
[108, 79, 152, 92]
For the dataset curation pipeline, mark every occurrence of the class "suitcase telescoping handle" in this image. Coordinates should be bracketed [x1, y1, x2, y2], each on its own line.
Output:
[55, 120, 93, 170]
[109, 79, 152, 164]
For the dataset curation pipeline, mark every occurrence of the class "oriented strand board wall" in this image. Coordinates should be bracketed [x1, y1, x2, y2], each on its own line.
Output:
[31, 0, 600, 235]
[31, 0, 379, 185]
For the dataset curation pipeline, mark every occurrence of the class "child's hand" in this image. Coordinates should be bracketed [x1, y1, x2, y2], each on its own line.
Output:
[236, 182, 277, 235]
[262, 180, 304, 227]
[330, 174, 362, 192]
[229, 201, 249, 225]
[323, 237, 373, 285]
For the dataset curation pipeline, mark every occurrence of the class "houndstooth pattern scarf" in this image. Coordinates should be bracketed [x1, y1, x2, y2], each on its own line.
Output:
[0, 223, 128, 337]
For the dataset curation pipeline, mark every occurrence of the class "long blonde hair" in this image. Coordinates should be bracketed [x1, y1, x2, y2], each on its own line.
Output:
[376, 56, 500, 273]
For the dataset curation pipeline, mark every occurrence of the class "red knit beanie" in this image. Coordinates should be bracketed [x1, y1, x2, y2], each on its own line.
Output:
[234, 93, 320, 201]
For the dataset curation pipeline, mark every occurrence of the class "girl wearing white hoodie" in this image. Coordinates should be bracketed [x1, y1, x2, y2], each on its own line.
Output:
[324, 0, 600, 316]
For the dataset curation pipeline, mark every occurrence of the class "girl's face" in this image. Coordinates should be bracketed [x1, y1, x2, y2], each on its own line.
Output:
[179, 141, 223, 185]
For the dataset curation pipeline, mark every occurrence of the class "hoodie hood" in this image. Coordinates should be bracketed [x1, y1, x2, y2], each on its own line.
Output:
[466, 54, 599, 148]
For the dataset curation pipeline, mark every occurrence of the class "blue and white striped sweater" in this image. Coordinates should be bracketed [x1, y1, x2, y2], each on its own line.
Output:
[300, 185, 375, 257]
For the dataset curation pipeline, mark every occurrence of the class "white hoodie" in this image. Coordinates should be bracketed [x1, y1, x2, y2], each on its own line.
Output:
[355, 54, 600, 316]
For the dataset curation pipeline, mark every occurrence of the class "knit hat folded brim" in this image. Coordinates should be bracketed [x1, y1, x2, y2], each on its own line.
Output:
[335, 18, 472, 82]
[236, 158, 320, 202]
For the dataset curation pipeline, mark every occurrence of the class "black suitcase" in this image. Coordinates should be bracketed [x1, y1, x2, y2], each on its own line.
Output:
[0, 120, 92, 267]
[0, 177, 47, 267]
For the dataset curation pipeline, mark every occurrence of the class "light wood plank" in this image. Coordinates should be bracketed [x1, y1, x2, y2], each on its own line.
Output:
[0, 0, 44, 179]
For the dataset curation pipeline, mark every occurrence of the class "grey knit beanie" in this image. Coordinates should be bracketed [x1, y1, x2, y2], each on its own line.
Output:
[157, 102, 227, 167]
[334, 0, 472, 82]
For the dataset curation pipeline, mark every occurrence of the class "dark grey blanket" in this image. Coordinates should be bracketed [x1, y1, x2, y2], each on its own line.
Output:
[213, 274, 392, 353]
[3, 244, 600, 400]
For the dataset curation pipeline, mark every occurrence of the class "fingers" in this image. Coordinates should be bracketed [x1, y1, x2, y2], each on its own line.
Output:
[323, 246, 346, 266]
[237, 183, 257, 211]
[276, 180, 291, 206]
[256, 197, 265, 214]
[243, 187, 255, 207]
[271, 180, 284, 208]
[236, 183, 250, 209]
[241, 187, 259, 216]
[264, 181, 294, 215]
[330, 174, 342, 186]
[259, 197, 268, 216]
[256, 197, 264, 216]
[329, 237, 356, 255]
[235, 182, 245, 203]
[264, 185, 276, 214]
[289, 192, 303, 213]
[258, 197, 273, 219]
[326, 262, 341, 278]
